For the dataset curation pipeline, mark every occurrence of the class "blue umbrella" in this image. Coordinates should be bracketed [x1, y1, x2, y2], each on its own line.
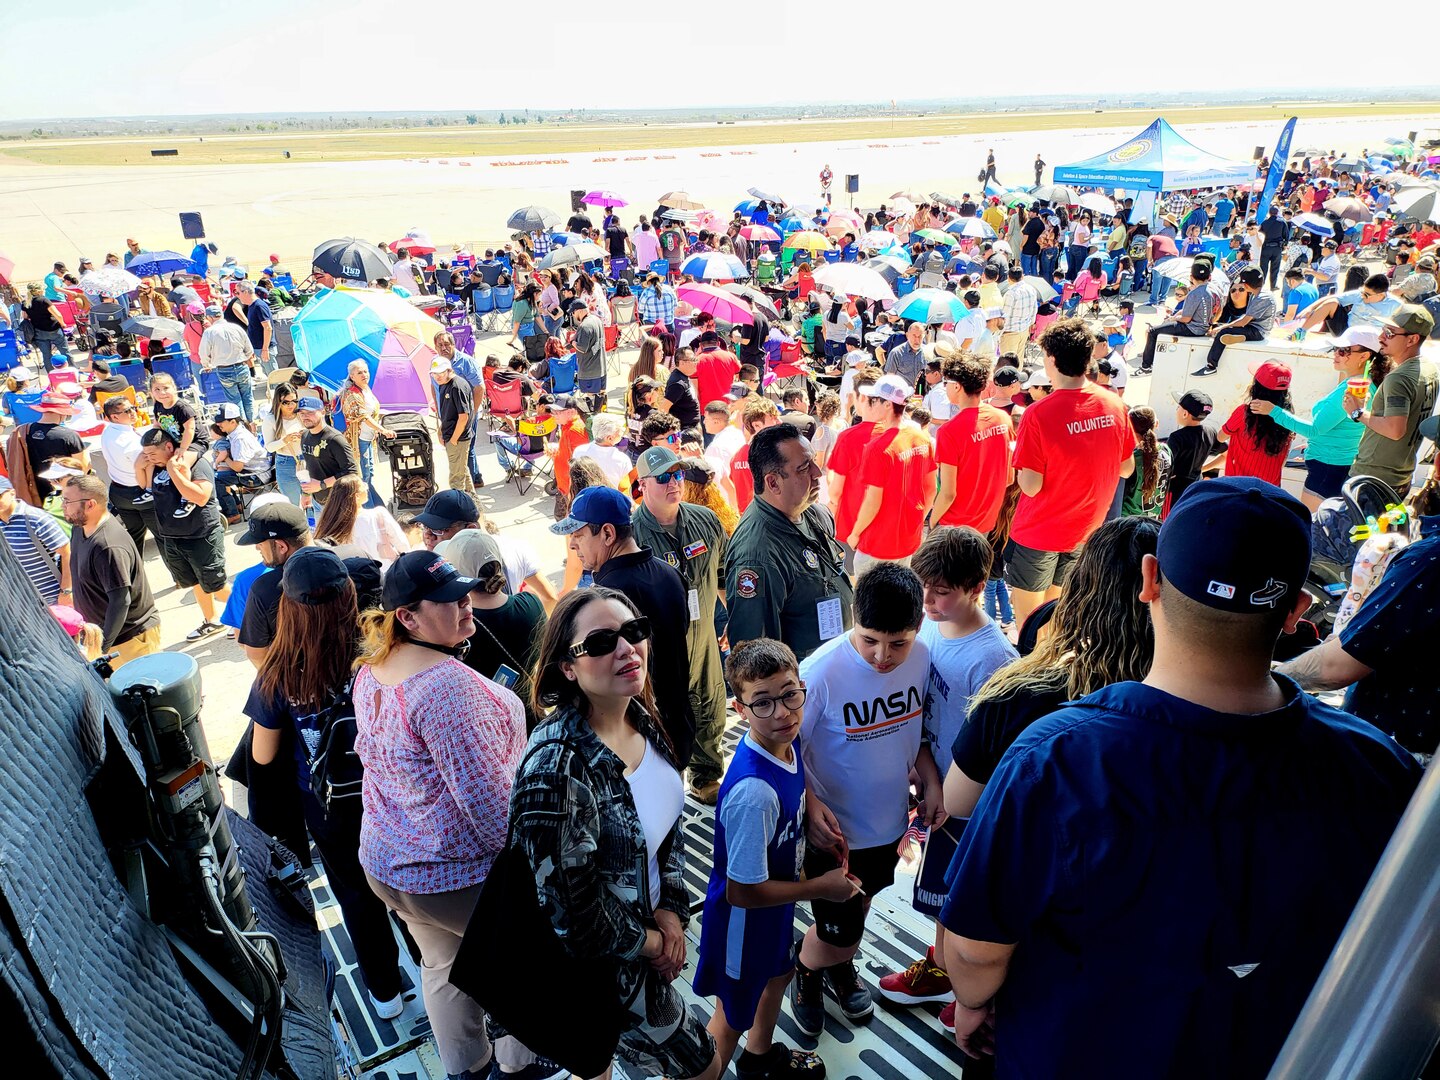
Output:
[777, 215, 808, 234]
[680, 252, 747, 280]
[945, 218, 997, 239]
[124, 250, 193, 277]
[735, 198, 759, 216]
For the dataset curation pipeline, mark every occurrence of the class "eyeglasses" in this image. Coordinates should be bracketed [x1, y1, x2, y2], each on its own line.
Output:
[113, 404, 136, 414]
[647, 469, 684, 486]
[1335, 346, 1369, 356]
[738, 686, 807, 719]
[280, 397, 297, 405]
[567, 616, 652, 659]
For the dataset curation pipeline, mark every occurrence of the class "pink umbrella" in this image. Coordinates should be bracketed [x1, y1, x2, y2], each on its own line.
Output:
[583, 190, 628, 207]
[0, 252, 13, 286]
[693, 209, 727, 233]
[738, 224, 781, 243]
[677, 283, 755, 324]
[390, 237, 436, 255]
[371, 329, 440, 412]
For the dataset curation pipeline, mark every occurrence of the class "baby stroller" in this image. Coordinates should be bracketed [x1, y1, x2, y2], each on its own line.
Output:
[376, 411, 437, 513]
[1306, 475, 1402, 635]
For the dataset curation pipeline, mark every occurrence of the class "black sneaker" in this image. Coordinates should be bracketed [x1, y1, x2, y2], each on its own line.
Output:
[823, 959, 874, 1022]
[791, 962, 826, 1037]
[172, 501, 198, 519]
[484, 1058, 567, 1080]
[737, 1042, 826, 1080]
[1191, 365, 1218, 378]
[1129, 364, 1152, 377]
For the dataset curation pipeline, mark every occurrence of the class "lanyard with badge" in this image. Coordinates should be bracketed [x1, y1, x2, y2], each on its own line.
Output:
[795, 510, 846, 642]
[657, 511, 708, 623]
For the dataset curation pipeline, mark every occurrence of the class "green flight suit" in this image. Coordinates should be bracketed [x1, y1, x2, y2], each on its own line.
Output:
[724, 496, 854, 662]
[631, 500, 728, 786]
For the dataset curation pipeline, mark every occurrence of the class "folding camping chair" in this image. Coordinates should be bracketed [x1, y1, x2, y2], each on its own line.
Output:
[494, 413, 557, 497]
[489, 284, 515, 333]
[547, 354, 578, 395]
[484, 370, 527, 432]
[611, 295, 641, 347]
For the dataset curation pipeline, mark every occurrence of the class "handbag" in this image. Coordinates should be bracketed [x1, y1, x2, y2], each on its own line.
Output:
[450, 739, 626, 1078]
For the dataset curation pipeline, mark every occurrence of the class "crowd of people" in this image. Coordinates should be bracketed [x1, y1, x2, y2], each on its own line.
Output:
[3, 139, 1439, 1080]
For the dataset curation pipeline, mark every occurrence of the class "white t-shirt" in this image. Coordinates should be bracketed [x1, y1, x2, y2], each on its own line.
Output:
[100, 422, 142, 487]
[923, 384, 957, 427]
[391, 257, 420, 293]
[798, 630, 930, 850]
[948, 312, 984, 348]
[704, 425, 745, 476]
[496, 533, 539, 596]
[1104, 349, 1129, 393]
[572, 442, 633, 488]
[351, 506, 412, 566]
[624, 740, 684, 906]
[917, 617, 1017, 780]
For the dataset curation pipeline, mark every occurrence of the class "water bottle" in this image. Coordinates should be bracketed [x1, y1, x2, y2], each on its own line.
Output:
[295, 457, 316, 526]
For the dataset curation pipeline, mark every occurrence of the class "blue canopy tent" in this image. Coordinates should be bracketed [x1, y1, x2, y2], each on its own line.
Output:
[1051, 118, 1255, 192]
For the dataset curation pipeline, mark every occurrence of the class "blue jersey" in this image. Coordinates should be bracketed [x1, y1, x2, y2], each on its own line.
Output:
[693, 733, 806, 1030]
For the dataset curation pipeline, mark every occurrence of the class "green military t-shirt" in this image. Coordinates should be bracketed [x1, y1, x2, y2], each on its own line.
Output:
[1350, 356, 1439, 490]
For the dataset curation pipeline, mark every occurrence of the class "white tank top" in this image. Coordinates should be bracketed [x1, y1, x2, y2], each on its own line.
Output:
[624, 740, 684, 908]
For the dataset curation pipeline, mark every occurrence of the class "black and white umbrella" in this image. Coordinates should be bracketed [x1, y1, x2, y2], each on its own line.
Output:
[311, 237, 392, 284]
[506, 205, 562, 232]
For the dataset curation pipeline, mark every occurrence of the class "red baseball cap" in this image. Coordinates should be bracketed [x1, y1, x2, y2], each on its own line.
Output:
[1249, 359, 1292, 391]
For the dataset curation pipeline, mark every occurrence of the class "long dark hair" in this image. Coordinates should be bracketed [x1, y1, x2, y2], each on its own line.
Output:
[314, 475, 362, 545]
[1243, 380, 1295, 456]
[1362, 346, 1390, 388]
[257, 582, 360, 709]
[530, 588, 667, 750]
[1129, 406, 1162, 503]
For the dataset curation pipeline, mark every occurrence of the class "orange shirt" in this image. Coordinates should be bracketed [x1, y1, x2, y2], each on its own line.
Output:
[554, 419, 588, 494]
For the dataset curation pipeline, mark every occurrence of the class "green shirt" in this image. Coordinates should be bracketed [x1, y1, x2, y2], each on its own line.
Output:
[725, 497, 854, 662]
[1349, 356, 1439, 490]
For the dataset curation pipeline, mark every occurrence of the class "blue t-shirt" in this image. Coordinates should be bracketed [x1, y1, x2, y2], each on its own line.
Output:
[693, 732, 805, 1025]
[919, 617, 1017, 780]
[244, 297, 273, 350]
[1336, 290, 1400, 327]
[220, 563, 270, 629]
[940, 677, 1418, 1078]
[1340, 533, 1440, 755]
[190, 243, 210, 278]
[1213, 198, 1235, 224]
[1283, 281, 1319, 316]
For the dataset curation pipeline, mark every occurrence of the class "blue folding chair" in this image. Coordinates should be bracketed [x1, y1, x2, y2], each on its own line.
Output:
[472, 287, 494, 330]
[151, 351, 195, 391]
[274, 273, 295, 292]
[822, 249, 842, 264]
[547, 354, 578, 395]
[490, 285, 515, 333]
[114, 360, 149, 391]
[0, 329, 18, 372]
[199, 369, 228, 406]
[648, 259, 670, 281]
[895, 275, 918, 297]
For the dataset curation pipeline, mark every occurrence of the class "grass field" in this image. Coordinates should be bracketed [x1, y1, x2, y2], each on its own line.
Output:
[4, 101, 1438, 167]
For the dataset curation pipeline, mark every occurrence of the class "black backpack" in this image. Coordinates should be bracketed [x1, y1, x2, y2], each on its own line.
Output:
[307, 675, 364, 816]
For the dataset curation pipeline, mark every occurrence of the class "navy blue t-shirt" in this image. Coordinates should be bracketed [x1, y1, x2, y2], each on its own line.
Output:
[245, 682, 331, 790]
[1340, 532, 1440, 755]
[244, 297, 273, 351]
[940, 677, 1418, 1079]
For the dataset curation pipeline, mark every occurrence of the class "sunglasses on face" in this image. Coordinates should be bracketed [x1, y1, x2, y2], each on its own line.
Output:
[567, 616, 652, 659]
[648, 469, 684, 486]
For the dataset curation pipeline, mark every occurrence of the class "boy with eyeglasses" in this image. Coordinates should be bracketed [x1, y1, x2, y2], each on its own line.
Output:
[693, 638, 856, 1080]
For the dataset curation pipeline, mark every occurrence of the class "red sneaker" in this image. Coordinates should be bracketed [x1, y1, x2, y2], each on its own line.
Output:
[876, 946, 954, 1005]
[938, 1001, 956, 1033]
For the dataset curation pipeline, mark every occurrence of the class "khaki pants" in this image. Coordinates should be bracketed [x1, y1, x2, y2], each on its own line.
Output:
[364, 874, 533, 1077]
[445, 438, 474, 494]
[999, 330, 1028, 359]
[112, 624, 162, 669]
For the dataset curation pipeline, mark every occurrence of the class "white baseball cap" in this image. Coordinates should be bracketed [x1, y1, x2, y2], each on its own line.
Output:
[1024, 370, 1051, 390]
[1329, 326, 1382, 353]
[860, 373, 912, 405]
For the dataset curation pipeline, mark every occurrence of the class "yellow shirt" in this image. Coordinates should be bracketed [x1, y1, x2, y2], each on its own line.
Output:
[978, 282, 1004, 309]
[982, 205, 1006, 232]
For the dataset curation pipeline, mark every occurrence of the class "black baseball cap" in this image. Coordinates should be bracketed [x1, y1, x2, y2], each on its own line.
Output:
[413, 489, 480, 530]
[236, 501, 309, 546]
[281, 547, 350, 605]
[1172, 389, 1214, 419]
[381, 550, 480, 610]
[342, 555, 384, 610]
[1159, 477, 1311, 614]
[991, 365, 1023, 387]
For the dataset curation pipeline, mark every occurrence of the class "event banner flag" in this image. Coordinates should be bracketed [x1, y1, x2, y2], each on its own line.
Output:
[1255, 117, 1297, 223]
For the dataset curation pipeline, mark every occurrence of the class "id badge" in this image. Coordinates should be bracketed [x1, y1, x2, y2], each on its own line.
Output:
[492, 664, 521, 689]
[817, 597, 843, 641]
[687, 588, 702, 622]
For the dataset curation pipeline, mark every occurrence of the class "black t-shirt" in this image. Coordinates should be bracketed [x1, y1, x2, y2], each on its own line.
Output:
[1259, 218, 1288, 246]
[567, 213, 593, 235]
[959, 200, 977, 217]
[436, 375, 475, 442]
[739, 311, 770, 366]
[155, 398, 209, 451]
[151, 455, 224, 538]
[593, 549, 695, 765]
[605, 225, 629, 259]
[26, 298, 61, 332]
[89, 373, 130, 400]
[71, 515, 159, 649]
[951, 682, 1069, 784]
[664, 368, 700, 430]
[238, 567, 284, 649]
[25, 421, 85, 498]
[1022, 217, 1047, 256]
[464, 592, 546, 726]
[300, 424, 357, 498]
[1165, 422, 1221, 499]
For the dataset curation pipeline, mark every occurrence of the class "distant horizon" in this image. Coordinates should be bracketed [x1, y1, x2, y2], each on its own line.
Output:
[8, 88, 1440, 128]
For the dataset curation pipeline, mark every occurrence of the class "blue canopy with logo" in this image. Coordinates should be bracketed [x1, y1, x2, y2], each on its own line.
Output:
[1051, 118, 1255, 192]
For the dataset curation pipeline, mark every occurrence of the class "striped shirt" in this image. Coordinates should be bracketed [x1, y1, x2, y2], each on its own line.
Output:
[2, 502, 66, 603]
[355, 658, 526, 895]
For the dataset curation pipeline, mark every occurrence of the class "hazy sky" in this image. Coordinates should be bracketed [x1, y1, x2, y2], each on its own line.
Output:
[5, 1, 1439, 122]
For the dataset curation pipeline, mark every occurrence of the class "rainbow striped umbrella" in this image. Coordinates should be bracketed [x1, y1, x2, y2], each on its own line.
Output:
[291, 287, 445, 409]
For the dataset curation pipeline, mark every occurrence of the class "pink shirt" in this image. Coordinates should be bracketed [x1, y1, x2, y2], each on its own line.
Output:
[355, 658, 525, 894]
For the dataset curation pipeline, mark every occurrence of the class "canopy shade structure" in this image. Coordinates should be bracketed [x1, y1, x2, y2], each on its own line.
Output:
[1051, 118, 1256, 193]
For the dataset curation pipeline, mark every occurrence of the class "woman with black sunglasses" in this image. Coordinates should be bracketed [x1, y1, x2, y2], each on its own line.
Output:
[262, 382, 305, 506]
[512, 588, 722, 1080]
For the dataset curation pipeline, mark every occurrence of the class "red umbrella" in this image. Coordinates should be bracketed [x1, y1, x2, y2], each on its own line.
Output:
[0, 252, 13, 286]
[390, 237, 436, 255]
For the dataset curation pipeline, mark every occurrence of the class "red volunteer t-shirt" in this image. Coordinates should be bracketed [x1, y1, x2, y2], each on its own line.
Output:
[936, 403, 1014, 533]
[827, 420, 880, 542]
[856, 426, 938, 559]
[1221, 404, 1291, 486]
[1009, 384, 1136, 553]
[695, 350, 740, 410]
[729, 443, 754, 512]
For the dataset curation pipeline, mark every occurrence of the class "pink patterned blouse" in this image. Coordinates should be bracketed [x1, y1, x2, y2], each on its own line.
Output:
[355, 658, 525, 895]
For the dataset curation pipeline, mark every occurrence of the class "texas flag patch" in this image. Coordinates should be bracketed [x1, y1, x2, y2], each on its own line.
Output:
[683, 539, 708, 560]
